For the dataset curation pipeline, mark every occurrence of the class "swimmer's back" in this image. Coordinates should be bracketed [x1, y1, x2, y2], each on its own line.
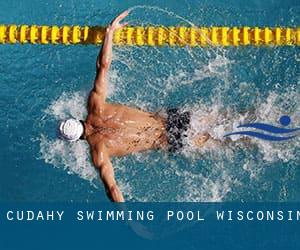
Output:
[86, 102, 168, 156]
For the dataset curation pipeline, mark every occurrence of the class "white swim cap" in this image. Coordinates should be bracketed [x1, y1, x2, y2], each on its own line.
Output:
[58, 118, 84, 142]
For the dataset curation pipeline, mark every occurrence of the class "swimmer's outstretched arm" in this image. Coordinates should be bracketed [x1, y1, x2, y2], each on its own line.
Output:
[92, 143, 125, 202]
[93, 11, 129, 101]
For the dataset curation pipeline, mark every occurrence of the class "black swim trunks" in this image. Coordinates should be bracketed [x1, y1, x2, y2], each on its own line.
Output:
[166, 108, 191, 153]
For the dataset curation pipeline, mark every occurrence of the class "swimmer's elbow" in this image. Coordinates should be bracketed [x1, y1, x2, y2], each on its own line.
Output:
[92, 156, 104, 170]
[100, 58, 111, 70]
[108, 184, 125, 203]
[96, 57, 110, 72]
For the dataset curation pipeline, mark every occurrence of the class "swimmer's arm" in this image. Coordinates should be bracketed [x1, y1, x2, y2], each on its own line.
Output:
[92, 144, 125, 202]
[94, 11, 129, 99]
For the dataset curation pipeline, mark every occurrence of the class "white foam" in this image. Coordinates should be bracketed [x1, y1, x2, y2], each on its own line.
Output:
[253, 90, 300, 162]
[39, 92, 98, 185]
[37, 7, 299, 202]
[180, 89, 300, 162]
[45, 91, 87, 120]
[39, 134, 97, 183]
[38, 72, 300, 203]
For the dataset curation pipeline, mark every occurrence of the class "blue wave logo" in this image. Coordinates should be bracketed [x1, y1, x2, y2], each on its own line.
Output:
[224, 116, 300, 141]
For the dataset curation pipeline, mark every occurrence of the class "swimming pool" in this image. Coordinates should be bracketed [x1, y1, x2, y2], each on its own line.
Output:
[0, 0, 299, 202]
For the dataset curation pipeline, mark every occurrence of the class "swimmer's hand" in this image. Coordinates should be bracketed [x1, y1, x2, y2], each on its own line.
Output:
[107, 10, 129, 33]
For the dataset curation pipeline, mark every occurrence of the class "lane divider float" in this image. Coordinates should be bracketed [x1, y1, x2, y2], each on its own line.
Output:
[0, 25, 299, 46]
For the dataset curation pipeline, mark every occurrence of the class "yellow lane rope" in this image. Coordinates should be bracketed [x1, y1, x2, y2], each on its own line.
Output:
[0, 25, 299, 46]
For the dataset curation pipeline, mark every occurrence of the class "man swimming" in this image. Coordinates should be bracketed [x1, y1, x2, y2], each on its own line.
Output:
[58, 11, 210, 202]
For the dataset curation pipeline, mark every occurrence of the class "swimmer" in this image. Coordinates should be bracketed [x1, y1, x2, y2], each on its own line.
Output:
[58, 11, 211, 202]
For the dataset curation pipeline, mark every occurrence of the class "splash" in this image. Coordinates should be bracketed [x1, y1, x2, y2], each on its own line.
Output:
[38, 6, 299, 202]
[39, 88, 300, 202]
[45, 91, 87, 120]
[183, 90, 300, 161]
[39, 92, 98, 185]
[39, 134, 97, 183]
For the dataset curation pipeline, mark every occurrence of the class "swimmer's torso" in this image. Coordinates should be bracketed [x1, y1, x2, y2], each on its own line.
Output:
[85, 92, 167, 156]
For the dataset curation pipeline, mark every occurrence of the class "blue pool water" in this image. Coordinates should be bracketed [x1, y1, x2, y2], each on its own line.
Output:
[0, 0, 299, 202]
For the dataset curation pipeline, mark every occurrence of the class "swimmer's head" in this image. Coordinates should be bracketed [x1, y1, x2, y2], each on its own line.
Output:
[57, 118, 84, 142]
